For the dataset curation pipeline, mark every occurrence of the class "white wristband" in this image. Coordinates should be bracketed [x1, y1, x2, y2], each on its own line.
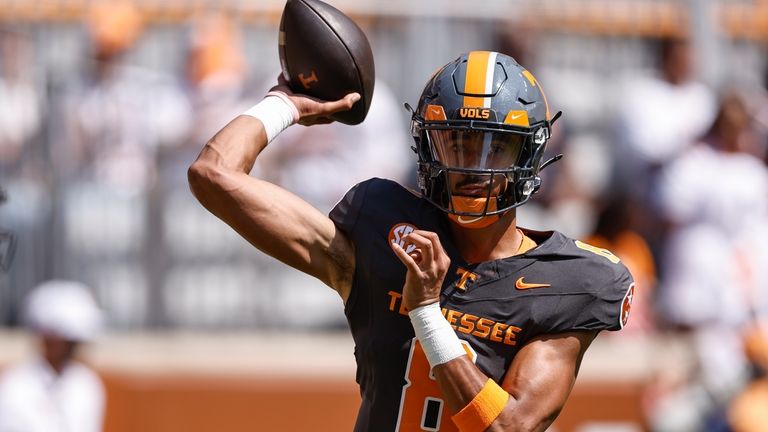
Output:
[409, 302, 466, 368]
[242, 91, 300, 143]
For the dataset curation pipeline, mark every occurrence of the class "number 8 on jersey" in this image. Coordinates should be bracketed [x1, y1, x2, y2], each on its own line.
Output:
[395, 339, 477, 431]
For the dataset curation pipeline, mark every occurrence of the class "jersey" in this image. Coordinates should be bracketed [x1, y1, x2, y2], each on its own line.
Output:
[330, 178, 635, 432]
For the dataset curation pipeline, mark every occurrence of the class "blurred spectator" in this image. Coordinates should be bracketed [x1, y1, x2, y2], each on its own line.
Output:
[60, 1, 191, 192]
[0, 28, 41, 175]
[648, 91, 768, 431]
[617, 37, 716, 180]
[614, 36, 717, 262]
[0, 280, 105, 432]
[148, 13, 273, 329]
[657, 91, 768, 256]
[753, 60, 768, 165]
[50, 2, 193, 326]
[492, 22, 534, 69]
[729, 322, 768, 432]
[0, 28, 51, 320]
[183, 11, 250, 165]
[186, 11, 246, 102]
[586, 196, 657, 335]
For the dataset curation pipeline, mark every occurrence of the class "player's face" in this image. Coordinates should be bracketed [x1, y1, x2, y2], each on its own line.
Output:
[428, 130, 523, 197]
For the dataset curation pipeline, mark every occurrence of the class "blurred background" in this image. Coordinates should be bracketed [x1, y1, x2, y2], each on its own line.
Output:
[1, 0, 767, 431]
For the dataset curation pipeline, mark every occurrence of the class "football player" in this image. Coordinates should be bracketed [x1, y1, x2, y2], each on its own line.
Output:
[189, 51, 634, 431]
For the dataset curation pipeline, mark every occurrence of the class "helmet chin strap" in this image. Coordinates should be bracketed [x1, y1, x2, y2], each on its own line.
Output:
[447, 196, 502, 229]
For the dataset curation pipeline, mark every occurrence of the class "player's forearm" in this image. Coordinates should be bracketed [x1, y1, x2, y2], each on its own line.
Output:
[191, 116, 268, 177]
[433, 357, 490, 410]
[434, 359, 549, 432]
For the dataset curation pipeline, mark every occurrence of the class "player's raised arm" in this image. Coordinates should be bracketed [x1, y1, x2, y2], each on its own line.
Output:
[187, 80, 360, 301]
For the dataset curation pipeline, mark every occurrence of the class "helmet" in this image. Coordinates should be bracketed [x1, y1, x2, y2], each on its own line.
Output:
[410, 51, 561, 228]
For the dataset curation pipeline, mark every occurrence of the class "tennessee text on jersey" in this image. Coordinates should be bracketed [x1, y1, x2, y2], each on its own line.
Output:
[387, 290, 523, 346]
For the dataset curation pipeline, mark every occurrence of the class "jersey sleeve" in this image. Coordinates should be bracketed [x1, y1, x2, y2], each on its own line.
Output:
[540, 264, 635, 333]
[329, 180, 370, 235]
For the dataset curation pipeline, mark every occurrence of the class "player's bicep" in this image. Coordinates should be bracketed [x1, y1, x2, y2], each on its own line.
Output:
[191, 166, 354, 299]
[495, 331, 597, 431]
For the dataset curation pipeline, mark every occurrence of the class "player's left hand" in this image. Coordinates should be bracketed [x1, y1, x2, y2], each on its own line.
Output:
[390, 230, 450, 311]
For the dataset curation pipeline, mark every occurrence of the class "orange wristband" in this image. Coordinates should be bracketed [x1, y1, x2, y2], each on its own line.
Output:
[451, 379, 509, 432]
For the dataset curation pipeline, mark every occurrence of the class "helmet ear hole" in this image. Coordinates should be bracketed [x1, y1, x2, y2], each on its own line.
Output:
[416, 131, 432, 161]
[424, 168, 450, 210]
[517, 179, 536, 201]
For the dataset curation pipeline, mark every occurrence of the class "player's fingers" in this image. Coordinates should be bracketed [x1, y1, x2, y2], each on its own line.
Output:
[414, 230, 450, 275]
[403, 232, 434, 266]
[341, 92, 361, 109]
[419, 230, 448, 261]
[321, 92, 360, 114]
[390, 240, 420, 272]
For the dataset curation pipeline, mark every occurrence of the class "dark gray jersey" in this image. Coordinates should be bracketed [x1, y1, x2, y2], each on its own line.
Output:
[330, 178, 634, 432]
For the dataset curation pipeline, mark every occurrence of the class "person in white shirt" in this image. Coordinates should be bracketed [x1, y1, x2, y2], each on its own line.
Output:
[649, 91, 768, 432]
[0, 280, 105, 432]
[613, 36, 718, 285]
[617, 37, 716, 172]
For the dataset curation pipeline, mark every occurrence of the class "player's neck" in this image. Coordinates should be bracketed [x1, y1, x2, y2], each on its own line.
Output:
[448, 211, 521, 264]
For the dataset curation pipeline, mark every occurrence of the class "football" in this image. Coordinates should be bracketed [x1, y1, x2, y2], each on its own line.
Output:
[279, 0, 375, 125]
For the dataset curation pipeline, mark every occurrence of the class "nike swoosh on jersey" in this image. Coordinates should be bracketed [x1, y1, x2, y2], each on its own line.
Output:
[515, 277, 551, 290]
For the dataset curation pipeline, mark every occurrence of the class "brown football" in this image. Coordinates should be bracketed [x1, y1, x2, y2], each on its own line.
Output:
[279, 0, 375, 125]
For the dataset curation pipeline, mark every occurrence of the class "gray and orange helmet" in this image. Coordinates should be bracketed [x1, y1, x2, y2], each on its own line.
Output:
[409, 51, 561, 226]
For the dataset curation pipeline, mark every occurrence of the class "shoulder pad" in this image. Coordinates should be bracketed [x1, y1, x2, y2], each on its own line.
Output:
[538, 238, 636, 332]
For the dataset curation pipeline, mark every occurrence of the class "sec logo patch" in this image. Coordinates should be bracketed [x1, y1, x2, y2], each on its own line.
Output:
[620, 283, 635, 329]
[388, 223, 418, 256]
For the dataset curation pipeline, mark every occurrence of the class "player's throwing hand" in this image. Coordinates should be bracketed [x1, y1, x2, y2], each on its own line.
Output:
[390, 230, 450, 311]
[269, 75, 360, 126]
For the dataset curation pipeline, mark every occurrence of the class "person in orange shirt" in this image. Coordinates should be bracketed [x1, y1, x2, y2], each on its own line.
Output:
[586, 196, 657, 334]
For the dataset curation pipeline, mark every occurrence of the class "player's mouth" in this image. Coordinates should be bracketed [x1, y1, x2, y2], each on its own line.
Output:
[455, 184, 489, 197]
